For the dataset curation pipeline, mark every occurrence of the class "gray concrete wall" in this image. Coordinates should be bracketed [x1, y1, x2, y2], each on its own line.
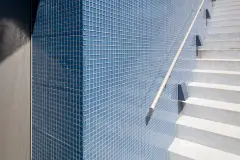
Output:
[0, 42, 30, 160]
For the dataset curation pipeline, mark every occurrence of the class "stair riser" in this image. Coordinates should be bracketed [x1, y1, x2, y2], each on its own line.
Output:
[214, 6, 240, 12]
[168, 152, 192, 160]
[188, 85, 240, 103]
[193, 71, 240, 85]
[198, 50, 240, 59]
[183, 103, 240, 127]
[196, 60, 240, 71]
[208, 26, 240, 33]
[209, 21, 240, 28]
[207, 33, 240, 41]
[204, 41, 240, 48]
[214, 3, 240, 10]
[212, 15, 240, 21]
[207, 34, 240, 41]
[208, 28, 240, 34]
[215, 0, 240, 5]
[176, 125, 240, 155]
[214, 10, 240, 17]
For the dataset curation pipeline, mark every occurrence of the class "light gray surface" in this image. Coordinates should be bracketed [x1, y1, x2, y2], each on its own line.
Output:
[0, 42, 30, 160]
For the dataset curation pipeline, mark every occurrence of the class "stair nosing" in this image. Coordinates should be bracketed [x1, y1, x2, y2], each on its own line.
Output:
[193, 69, 240, 75]
[207, 32, 240, 36]
[196, 58, 240, 61]
[209, 24, 240, 28]
[214, 5, 240, 10]
[213, 13, 240, 18]
[204, 40, 240, 42]
[215, 0, 240, 5]
[208, 31, 240, 35]
[210, 18, 240, 23]
[188, 82, 240, 92]
[198, 48, 240, 51]
[207, 32, 240, 35]
[213, 8, 240, 13]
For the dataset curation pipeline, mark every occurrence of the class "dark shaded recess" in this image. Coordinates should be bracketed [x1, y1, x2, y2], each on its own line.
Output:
[0, 0, 39, 63]
[31, 0, 40, 33]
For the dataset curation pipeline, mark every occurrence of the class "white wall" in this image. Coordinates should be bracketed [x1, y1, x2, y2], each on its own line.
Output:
[0, 42, 30, 160]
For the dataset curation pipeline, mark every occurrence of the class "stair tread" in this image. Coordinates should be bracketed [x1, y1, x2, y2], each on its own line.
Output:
[209, 25, 240, 28]
[198, 48, 240, 51]
[207, 30, 240, 34]
[185, 97, 240, 112]
[177, 115, 240, 140]
[193, 69, 240, 75]
[188, 82, 240, 91]
[196, 58, 240, 61]
[214, 7, 240, 11]
[213, 14, 240, 18]
[209, 24, 240, 27]
[206, 33, 240, 37]
[216, 0, 240, 4]
[214, 5, 240, 9]
[210, 18, 240, 22]
[205, 39, 240, 42]
[208, 32, 240, 34]
[169, 1, 240, 159]
[169, 138, 240, 160]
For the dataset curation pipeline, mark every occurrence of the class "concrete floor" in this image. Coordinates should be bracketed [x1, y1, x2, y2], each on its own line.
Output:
[0, 42, 30, 160]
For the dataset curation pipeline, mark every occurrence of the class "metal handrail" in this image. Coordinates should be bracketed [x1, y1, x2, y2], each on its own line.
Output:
[146, 0, 205, 125]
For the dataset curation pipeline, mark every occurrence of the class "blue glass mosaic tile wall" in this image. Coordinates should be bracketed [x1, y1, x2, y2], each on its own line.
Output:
[32, 0, 212, 160]
[32, 0, 83, 159]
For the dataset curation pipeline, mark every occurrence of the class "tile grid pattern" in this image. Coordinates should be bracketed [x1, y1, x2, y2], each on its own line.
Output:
[32, 0, 83, 159]
[32, 0, 211, 160]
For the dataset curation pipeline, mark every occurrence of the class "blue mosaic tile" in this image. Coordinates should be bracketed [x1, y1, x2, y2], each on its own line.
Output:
[32, 0, 212, 160]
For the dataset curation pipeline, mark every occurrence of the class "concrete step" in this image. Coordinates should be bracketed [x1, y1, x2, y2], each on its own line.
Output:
[188, 82, 240, 103]
[213, 5, 240, 12]
[212, 14, 240, 21]
[170, 1, 240, 159]
[206, 32, 240, 40]
[196, 58, 240, 71]
[183, 97, 240, 127]
[208, 25, 240, 33]
[209, 20, 240, 28]
[168, 138, 240, 160]
[193, 69, 240, 85]
[213, 9, 240, 16]
[198, 49, 240, 59]
[213, 3, 240, 10]
[176, 115, 240, 155]
[208, 26, 240, 34]
[215, 0, 240, 5]
[210, 18, 240, 23]
[203, 40, 240, 48]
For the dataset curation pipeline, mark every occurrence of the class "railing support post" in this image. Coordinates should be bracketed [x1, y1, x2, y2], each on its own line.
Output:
[206, 9, 211, 26]
[178, 82, 188, 114]
[196, 35, 202, 57]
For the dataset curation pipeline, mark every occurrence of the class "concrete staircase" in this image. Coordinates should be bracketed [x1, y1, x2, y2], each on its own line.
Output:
[168, 0, 240, 159]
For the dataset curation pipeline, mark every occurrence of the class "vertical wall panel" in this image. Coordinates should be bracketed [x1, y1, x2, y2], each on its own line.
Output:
[33, 0, 212, 160]
[0, 43, 30, 160]
[0, 0, 31, 159]
[32, 1, 83, 160]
